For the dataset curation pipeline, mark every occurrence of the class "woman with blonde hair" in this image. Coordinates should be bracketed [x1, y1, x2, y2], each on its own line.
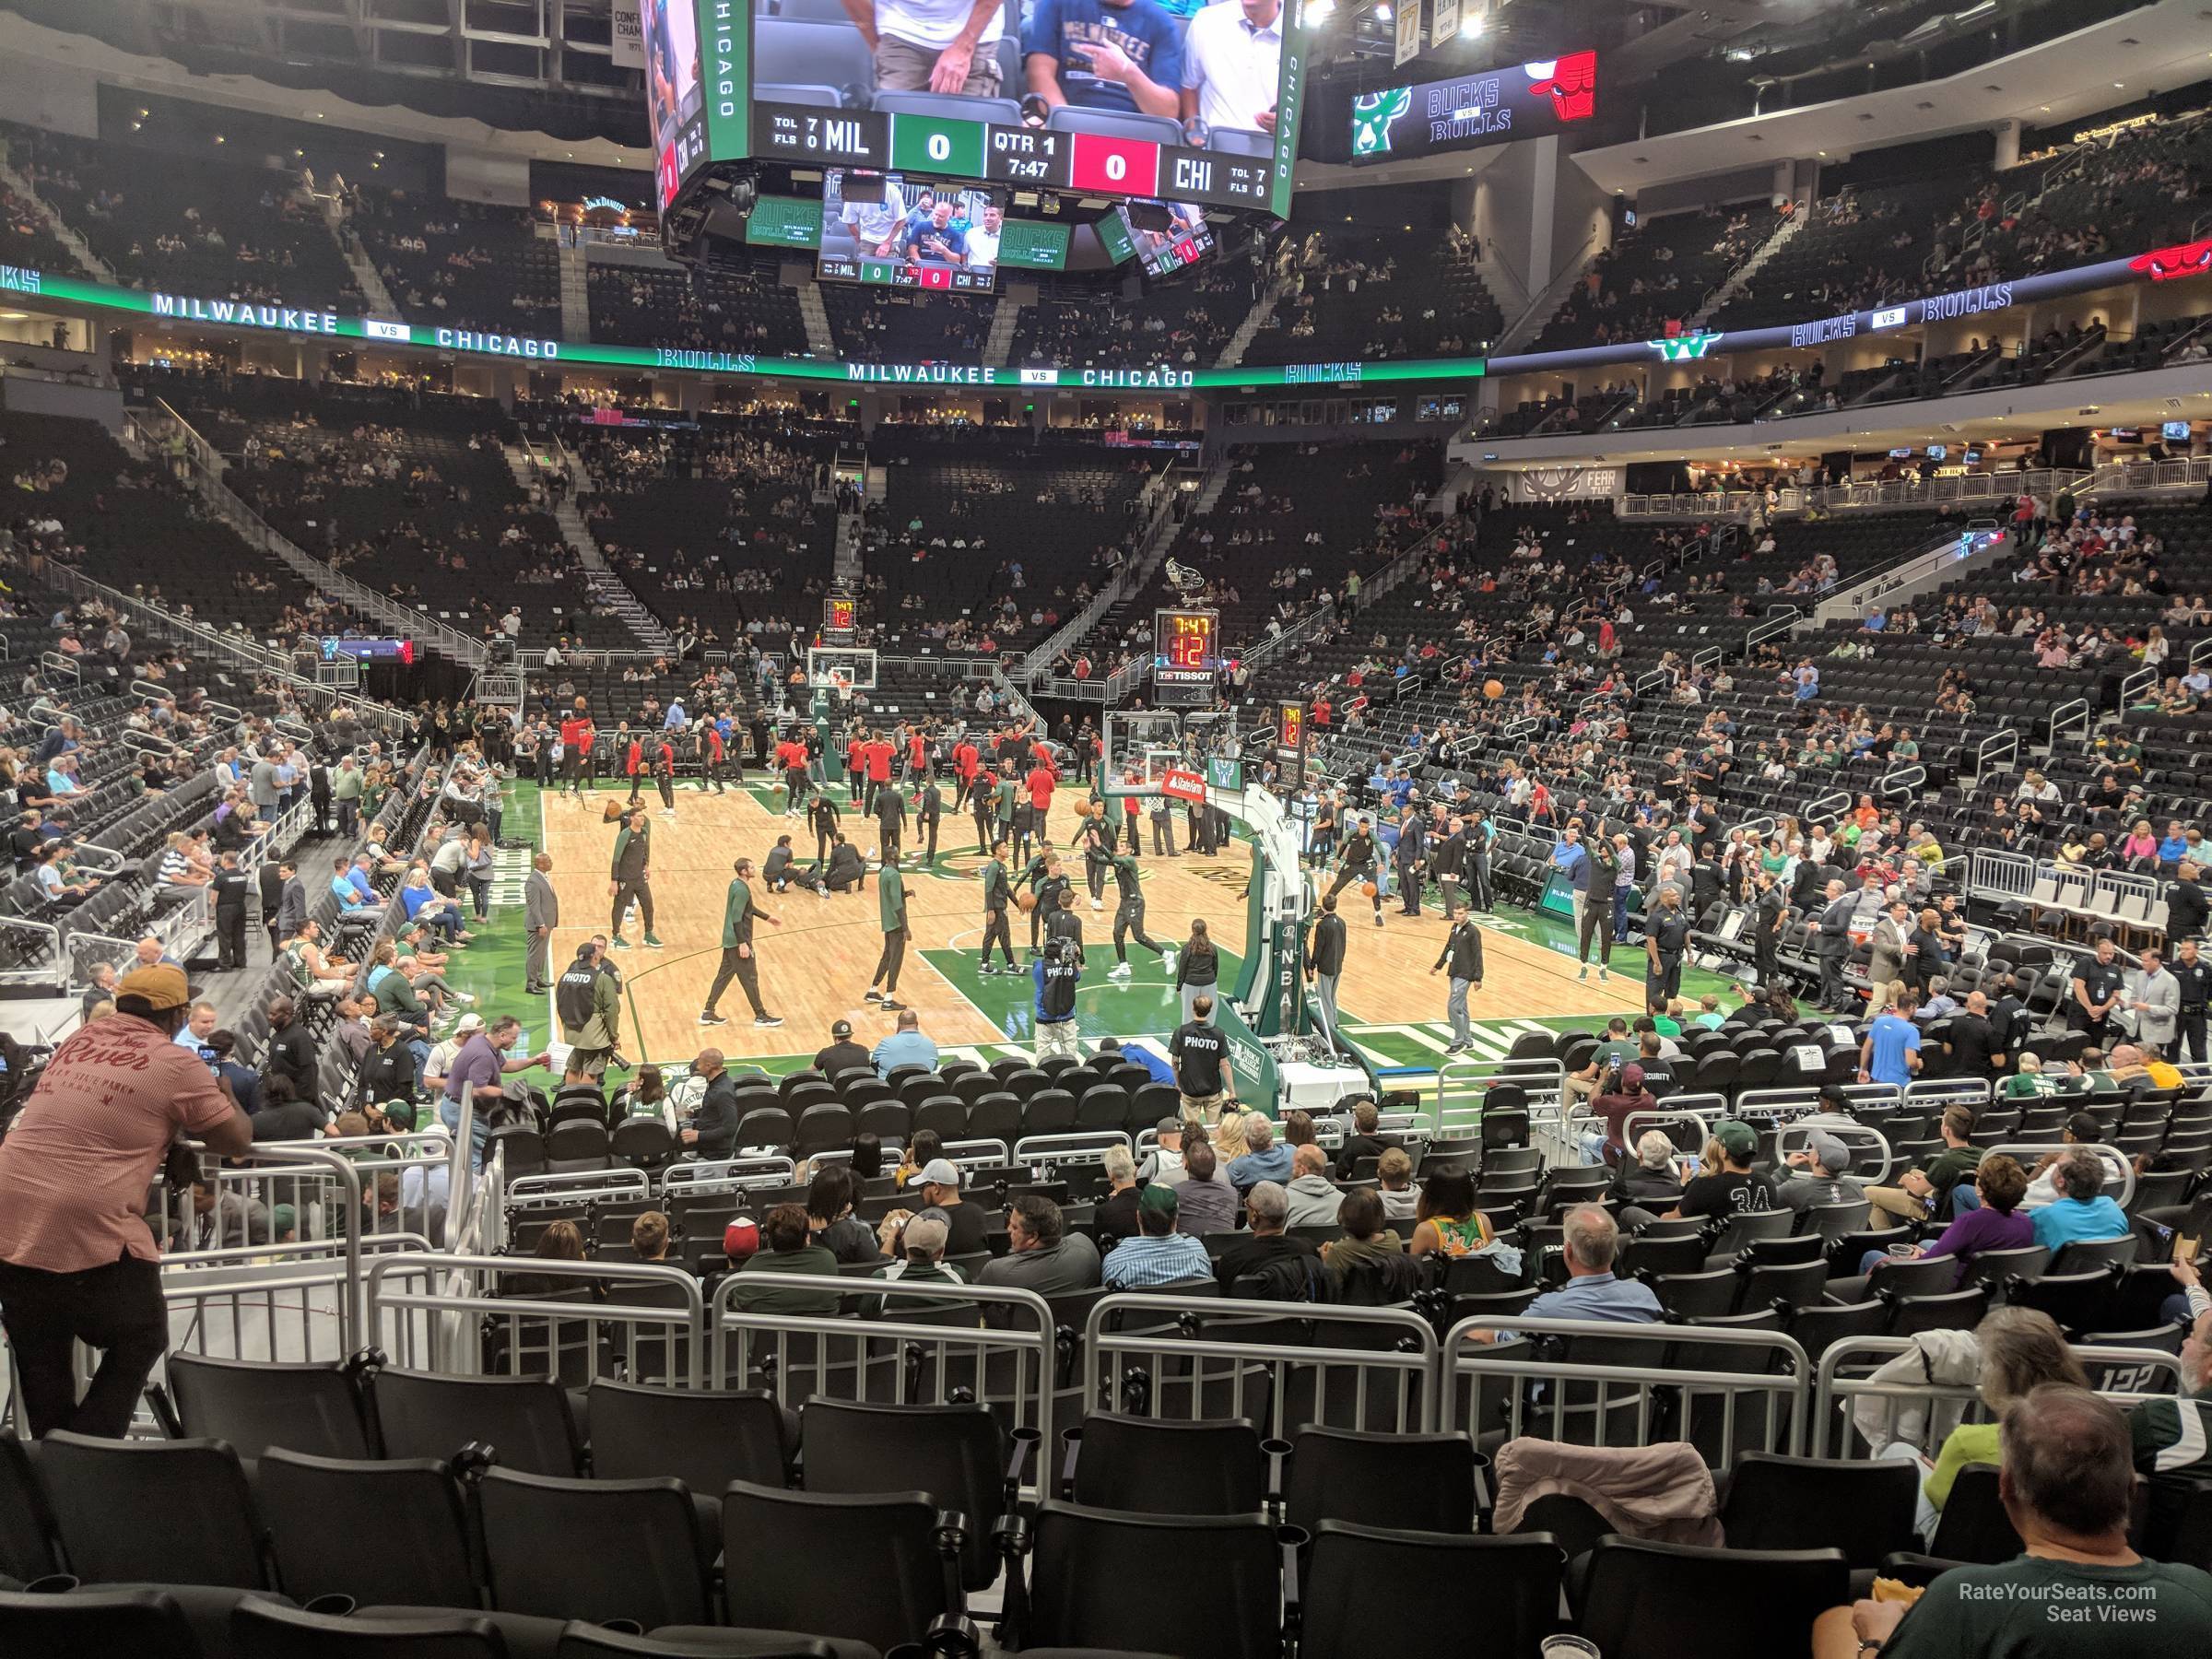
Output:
[1210, 1102, 1250, 1162]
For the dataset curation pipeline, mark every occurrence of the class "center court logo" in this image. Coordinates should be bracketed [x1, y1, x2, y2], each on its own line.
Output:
[1647, 331, 1724, 361]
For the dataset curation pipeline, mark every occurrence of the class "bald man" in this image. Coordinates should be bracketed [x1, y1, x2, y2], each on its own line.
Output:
[524, 853, 559, 995]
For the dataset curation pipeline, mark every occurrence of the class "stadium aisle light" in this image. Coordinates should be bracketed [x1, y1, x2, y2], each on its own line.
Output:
[1461, 14, 1485, 36]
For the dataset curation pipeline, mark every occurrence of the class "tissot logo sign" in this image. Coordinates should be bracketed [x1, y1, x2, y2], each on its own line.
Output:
[1350, 50, 1597, 162]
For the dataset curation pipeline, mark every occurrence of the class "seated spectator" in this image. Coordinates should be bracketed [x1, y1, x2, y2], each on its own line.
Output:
[1324, 1187, 1417, 1306]
[1832, 1154, 2035, 1301]
[401, 867, 473, 944]
[871, 1212, 964, 1286]
[1409, 1163, 1496, 1256]
[731, 1203, 840, 1313]
[2131, 1261, 2211, 1477]
[1102, 1184, 1212, 1288]
[1097, 1144, 1141, 1241]
[1282, 1143, 1344, 1229]
[1655, 1120, 1776, 1224]
[909, 1157, 986, 1255]
[1334, 1099, 1387, 1179]
[1831, 1385, 2212, 1658]
[1376, 1145, 1420, 1220]
[2029, 1147, 2130, 1253]
[1171, 1139, 1237, 1236]
[805, 1165, 879, 1264]
[1583, 1061, 1658, 1167]
[978, 1194, 1101, 1292]
[1606, 1130, 1686, 1211]
[248, 1075, 331, 1143]
[1777, 1131, 1857, 1212]
[630, 1210, 671, 1263]
[1210, 1179, 1312, 1288]
[1469, 1206, 1661, 1344]
[1866, 1104, 1982, 1227]
[1227, 1114, 1293, 1192]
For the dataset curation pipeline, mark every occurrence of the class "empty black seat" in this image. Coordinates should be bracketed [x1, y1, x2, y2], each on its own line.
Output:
[162, 1352, 376, 1460]
[255, 1449, 483, 1610]
[1718, 1452, 1919, 1566]
[1302, 1522, 1563, 1656]
[1066, 1414, 1264, 1515]
[38, 1432, 268, 1589]
[1282, 1428, 1481, 1536]
[478, 1466, 712, 1629]
[1576, 1535, 1848, 1658]
[799, 1398, 1015, 1592]
[231, 1598, 507, 1658]
[586, 1380, 789, 1492]
[1014, 1500, 1278, 1659]
[0, 1586, 205, 1659]
[365, 1369, 582, 1476]
[720, 1480, 963, 1655]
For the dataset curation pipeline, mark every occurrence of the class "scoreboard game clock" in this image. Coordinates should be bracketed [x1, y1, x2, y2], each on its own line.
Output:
[1152, 607, 1219, 709]
[822, 594, 857, 640]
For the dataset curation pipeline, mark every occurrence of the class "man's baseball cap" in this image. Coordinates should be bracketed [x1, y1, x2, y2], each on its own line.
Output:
[831, 1019, 853, 1039]
[1140, 1183, 1179, 1220]
[914, 1158, 961, 1189]
[723, 1218, 761, 1260]
[901, 1214, 950, 1256]
[1809, 1132, 1853, 1175]
[453, 1012, 485, 1034]
[1713, 1120, 1759, 1159]
[118, 964, 191, 1013]
[1157, 1115, 1184, 1136]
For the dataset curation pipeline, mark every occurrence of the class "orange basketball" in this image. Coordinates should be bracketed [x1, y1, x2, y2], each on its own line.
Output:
[1017, 891, 1038, 912]
[1361, 880, 1379, 898]
[1483, 678, 1505, 700]
[601, 799, 628, 822]
[1073, 799, 1095, 818]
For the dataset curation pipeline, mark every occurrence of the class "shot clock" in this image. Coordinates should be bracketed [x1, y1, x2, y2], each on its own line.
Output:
[1152, 607, 1219, 708]
[822, 594, 856, 640]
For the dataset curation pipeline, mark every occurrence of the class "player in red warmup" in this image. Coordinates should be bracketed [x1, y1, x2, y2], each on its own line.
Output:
[865, 730, 895, 815]
[846, 731, 869, 805]
[777, 732, 811, 818]
[558, 699, 596, 800]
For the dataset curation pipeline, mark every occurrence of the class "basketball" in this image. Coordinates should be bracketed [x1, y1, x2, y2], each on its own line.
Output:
[1073, 799, 1095, 818]
[1483, 678, 1505, 700]
[1361, 881, 1379, 898]
[601, 799, 628, 822]
[1017, 892, 1038, 912]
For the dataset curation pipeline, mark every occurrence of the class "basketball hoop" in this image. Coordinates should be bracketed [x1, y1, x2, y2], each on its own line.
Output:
[828, 670, 853, 698]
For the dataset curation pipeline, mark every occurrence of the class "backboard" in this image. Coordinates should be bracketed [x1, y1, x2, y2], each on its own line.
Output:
[1100, 710, 1195, 800]
[806, 646, 877, 690]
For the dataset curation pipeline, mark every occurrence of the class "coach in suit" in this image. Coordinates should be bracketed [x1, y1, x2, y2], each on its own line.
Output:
[1809, 879, 1857, 1011]
[1867, 900, 1912, 1013]
[524, 853, 559, 995]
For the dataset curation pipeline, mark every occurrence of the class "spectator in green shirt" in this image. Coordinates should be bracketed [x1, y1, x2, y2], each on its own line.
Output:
[1835, 1383, 2212, 1658]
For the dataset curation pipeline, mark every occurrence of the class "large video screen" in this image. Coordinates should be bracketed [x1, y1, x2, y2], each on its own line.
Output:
[818, 171, 1004, 291]
[735, 0, 1307, 216]
[1349, 50, 1597, 164]
[645, 0, 709, 207]
[1119, 197, 1212, 276]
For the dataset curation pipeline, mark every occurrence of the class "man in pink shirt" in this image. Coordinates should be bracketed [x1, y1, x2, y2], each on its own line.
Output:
[0, 964, 251, 1436]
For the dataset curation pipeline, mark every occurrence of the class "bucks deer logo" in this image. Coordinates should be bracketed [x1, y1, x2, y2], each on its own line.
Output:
[1351, 87, 1414, 157]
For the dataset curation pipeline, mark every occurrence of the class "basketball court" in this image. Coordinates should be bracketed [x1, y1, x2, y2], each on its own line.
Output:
[529, 779, 1714, 1077]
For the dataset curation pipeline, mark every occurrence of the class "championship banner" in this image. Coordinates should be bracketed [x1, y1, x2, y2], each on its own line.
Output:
[1430, 0, 1460, 50]
[1394, 0, 1423, 68]
[611, 0, 646, 68]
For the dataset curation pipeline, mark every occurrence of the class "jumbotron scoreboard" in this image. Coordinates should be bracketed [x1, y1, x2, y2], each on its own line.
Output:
[649, 0, 1310, 265]
[1153, 607, 1220, 708]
